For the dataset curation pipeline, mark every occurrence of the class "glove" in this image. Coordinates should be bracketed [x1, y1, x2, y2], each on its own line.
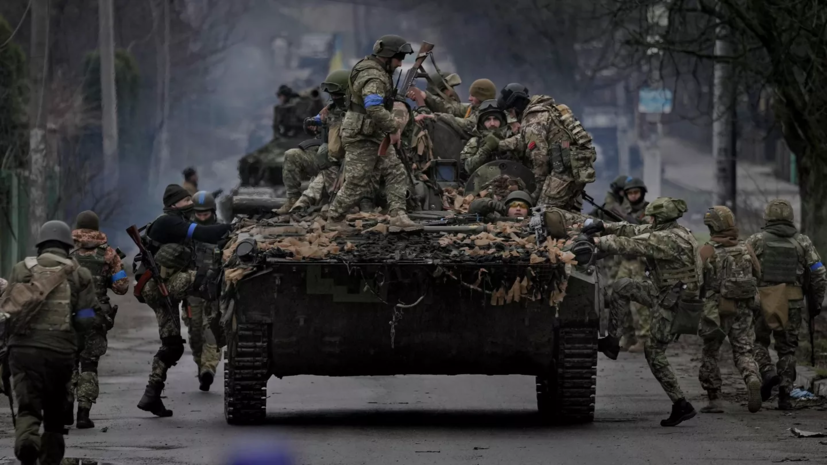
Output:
[482, 134, 501, 152]
[571, 240, 595, 266]
[582, 219, 605, 236]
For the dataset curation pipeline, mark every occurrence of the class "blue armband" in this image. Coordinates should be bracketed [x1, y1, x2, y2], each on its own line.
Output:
[313, 114, 322, 123]
[76, 308, 95, 319]
[111, 270, 127, 282]
[364, 94, 384, 108]
[811, 261, 823, 271]
[187, 223, 197, 239]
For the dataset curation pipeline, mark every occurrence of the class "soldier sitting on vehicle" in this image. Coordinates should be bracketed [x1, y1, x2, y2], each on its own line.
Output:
[407, 71, 466, 118]
[468, 190, 533, 222]
[461, 99, 528, 175]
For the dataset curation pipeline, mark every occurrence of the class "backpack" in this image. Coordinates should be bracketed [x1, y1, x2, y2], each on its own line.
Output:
[717, 244, 758, 300]
[550, 104, 597, 184]
[0, 254, 77, 335]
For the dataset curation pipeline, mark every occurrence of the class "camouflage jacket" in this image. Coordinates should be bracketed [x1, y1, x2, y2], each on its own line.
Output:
[72, 229, 130, 297]
[598, 221, 701, 297]
[746, 226, 827, 306]
[423, 89, 467, 118]
[341, 56, 398, 144]
[461, 127, 526, 174]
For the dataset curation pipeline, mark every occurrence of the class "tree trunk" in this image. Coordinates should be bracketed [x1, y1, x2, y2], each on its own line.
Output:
[797, 143, 827, 258]
[28, 0, 50, 252]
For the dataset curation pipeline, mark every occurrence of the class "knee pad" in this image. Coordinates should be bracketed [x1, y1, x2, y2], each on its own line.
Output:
[156, 336, 185, 366]
[80, 358, 99, 374]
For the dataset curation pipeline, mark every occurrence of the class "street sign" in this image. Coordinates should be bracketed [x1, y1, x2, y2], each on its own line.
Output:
[638, 88, 673, 114]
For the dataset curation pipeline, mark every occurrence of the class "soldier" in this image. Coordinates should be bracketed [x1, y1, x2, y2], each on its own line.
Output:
[747, 199, 827, 410]
[584, 197, 700, 426]
[185, 192, 223, 391]
[461, 99, 528, 175]
[2, 221, 99, 465]
[407, 71, 466, 118]
[136, 184, 232, 417]
[697, 206, 763, 414]
[182, 167, 198, 195]
[279, 69, 350, 213]
[498, 83, 597, 212]
[325, 34, 420, 232]
[468, 190, 533, 221]
[591, 175, 629, 219]
[64, 211, 129, 429]
[466, 79, 497, 123]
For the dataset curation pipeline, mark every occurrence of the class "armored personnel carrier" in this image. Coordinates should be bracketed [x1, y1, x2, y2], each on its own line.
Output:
[218, 208, 600, 426]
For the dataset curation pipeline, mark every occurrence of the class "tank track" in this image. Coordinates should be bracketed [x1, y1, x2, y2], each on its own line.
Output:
[536, 326, 597, 423]
[224, 323, 269, 425]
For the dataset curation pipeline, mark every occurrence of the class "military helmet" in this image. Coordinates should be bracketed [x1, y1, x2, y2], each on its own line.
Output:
[193, 191, 216, 211]
[477, 99, 506, 130]
[276, 84, 294, 98]
[322, 69, 350, 96]
[610, 175, 630, 193]
[704, 206, 736, 233]
[372, 35, 413, 58]
[624, 177, 648, 194]
[430, 71, 461, 91]
[504, 190, 534, 208]
[498, 83, 530, 112]
[36, 220, 74, 248]
[75, 210, 100, 231]
[764, 199, 794, 223]
[644, 197, 688, 222]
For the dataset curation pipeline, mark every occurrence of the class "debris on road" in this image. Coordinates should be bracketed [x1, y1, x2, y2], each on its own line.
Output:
[790, 427, 827, 438]
[790, 388, 816, 399]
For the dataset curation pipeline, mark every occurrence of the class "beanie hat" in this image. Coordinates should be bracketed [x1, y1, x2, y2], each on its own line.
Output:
[163, 184, 191, 207]
[75, 210, 100, 231]
[469, 79, 497, 101]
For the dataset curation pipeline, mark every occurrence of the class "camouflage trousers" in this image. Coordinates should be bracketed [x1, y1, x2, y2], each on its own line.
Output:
[698, 301, 760, 392]
[296, 166, 339, 208]
[142, 270, 194, 385]
[608, 277, 656, 340]
[538, 175, 584, 212]
[283, 146, 320, 200]
[615, 259, 652, 340]
[185, 297, 221, 375]
[327, 140, 408, 219]
[754, 303, 802, 392]
[645, 302, 686, 403]
[66, 326, 108, 409]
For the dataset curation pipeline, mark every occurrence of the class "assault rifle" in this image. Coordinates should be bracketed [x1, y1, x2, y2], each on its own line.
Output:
[379, 41, 435, 156]
[126, 225, 180, 332]
[582, 191, 625, 222]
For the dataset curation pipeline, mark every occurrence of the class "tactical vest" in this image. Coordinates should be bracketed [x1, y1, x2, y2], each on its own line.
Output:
[761, 233, 800, 284]
[348, 57, 393, 113]
[24, 257, 73, 333]
[547, 105, 597, 184]
[713, 243, 758, 300]
[155, 243, 194, 278]
[72, 245, 110, 303]
[651, 226, 702, 292]
[193, 240, 216, 272]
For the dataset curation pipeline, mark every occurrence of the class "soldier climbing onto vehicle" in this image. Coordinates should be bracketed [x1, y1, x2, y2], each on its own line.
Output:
[461, 99, 528, 175]
[697, 206, 763, 414]
[64, 210, 129, 430]
[746, 199, 827, 410]
[468, 190, 533, 222]
[580, 197, 701, 427]
[135, 184, 232, 417]
[1, 221, 100, 465]
[279, 69, 350, 214]
[498, 83, 597, 212]
[324, 34, 421, 232]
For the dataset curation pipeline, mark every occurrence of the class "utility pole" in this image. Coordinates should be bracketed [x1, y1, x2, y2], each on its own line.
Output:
[99, 0, 119, 192]
[713, 24, 737, 210]
[28, 0, 50, 251]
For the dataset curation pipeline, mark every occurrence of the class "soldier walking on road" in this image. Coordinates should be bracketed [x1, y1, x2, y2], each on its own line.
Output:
[583, 197, 701, 426]
[746, 199, 827, 410]
[64, 211, 129, 429]
[697, 206, 762, 414]
[1, 221, 100, 465]
[185, 192, 223, 391]
[136, 185, 232, 417]
[325, 34, 421, 232]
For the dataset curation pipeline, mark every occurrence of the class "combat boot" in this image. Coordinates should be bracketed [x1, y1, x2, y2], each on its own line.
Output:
[746, 376, 762, 413]
[137, 382, 173, 417]
[199, 370, 215, 392]
[761, 371, 780, 401]
[700, 390, 724, 413]
[63, 401, 74, 426]
[276, 197, 297, 215]
[628, 338, 647, 354]
[39, 431, 65, 465]
[619, 335, 635, 352]
[15, 439, 39, 465]
[389, 211, 423, 232]
[660, 398, 696, 427]
[76, 405, 95, 429]
[359, 198, 376, 213]
[598, 335, 620, 360]
[778, 388, 793, 410]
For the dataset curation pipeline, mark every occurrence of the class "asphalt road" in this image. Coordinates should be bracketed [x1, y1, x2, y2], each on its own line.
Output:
[1, 294, 826, 465]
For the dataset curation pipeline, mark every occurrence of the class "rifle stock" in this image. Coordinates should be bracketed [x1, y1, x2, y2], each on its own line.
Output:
[126, 225, 178, 330]
[379, 41, 435, 156]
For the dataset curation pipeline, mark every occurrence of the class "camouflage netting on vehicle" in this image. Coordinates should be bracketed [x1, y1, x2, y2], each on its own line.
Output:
[221, 213, 576, 307]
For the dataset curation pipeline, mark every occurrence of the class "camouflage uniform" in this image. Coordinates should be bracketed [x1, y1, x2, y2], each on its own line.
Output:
[67, 228, 129, 426]
[422, 72, 466, 118]
[697, 206, 762, 412]
[746, 200, 827, 407]
[461, 126, 524, 174]
[186, 252, 221, 379]
[327, 56, 408, 220]
[597, 198, 701, 405]
[615, 199, 652, 346]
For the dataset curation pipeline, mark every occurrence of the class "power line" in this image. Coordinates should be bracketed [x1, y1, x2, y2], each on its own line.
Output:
[0, 0, 33, 50]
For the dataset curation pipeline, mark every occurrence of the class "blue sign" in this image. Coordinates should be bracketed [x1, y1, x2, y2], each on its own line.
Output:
[638, 88, 673, 114]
